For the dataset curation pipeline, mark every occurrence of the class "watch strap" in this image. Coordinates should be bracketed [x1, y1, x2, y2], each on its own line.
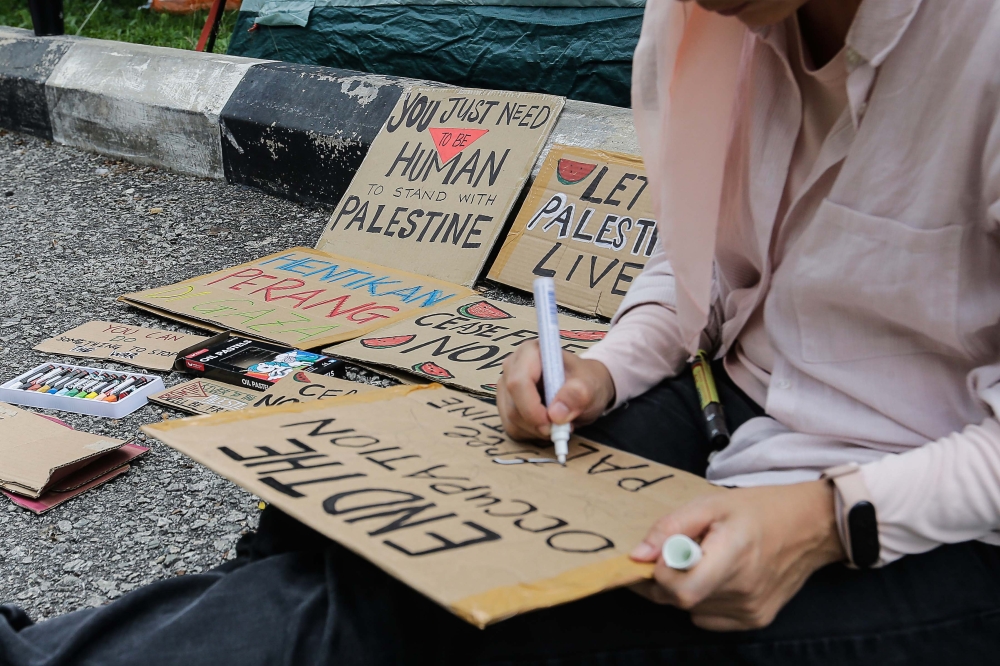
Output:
[822, 463, 881, 568]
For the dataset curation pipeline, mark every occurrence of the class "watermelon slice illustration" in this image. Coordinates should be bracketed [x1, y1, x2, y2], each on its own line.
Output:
[480, 383, 497, 392]
[292, 371, 312, 383]
[412, 361, 454, 380]
[556, 159, 597, 185]
[361, 334, 416, 349]
[456, 300, 512, 320]
[560, 330, 607, 342]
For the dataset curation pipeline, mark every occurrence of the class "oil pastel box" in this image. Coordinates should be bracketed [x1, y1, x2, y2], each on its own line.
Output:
[0, 363, 165, 418]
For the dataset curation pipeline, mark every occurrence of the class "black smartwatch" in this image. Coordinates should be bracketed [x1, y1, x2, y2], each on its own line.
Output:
[822, 463, 881, 569]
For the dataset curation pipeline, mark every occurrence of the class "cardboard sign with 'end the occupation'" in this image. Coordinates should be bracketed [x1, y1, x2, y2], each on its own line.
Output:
[489, 146, 657, 318]
[315, 87, 564, 287]
[327, 296, 608, 397]
[119, 248, 475, 349]
[142, 385, 718, 628]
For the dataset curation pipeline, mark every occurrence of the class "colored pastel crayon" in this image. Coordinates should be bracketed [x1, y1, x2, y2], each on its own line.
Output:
[55, 372, 92, 396]
[107, 377, 150, 402]
[76, 374, 113, 398]
[101, 376, 140, 401]
[35, 368, 75, 393]
[28, 367, 69, 392]
[67, 373, 105, 397]
[13, 366, 56, 390]
[85, 375, 126, 399]
[47, 370, 86, 393]
[93, 375, 133, 400]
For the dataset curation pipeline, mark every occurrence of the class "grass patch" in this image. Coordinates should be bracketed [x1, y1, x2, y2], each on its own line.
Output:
[0, 0, 239, 52]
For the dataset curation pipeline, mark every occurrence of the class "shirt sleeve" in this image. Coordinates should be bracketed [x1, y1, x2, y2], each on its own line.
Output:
[860, 355, 1000, 564]
[580, 243, 695, 407]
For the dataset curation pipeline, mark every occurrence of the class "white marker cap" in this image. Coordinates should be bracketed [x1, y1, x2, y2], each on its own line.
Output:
[551, 422, 570, 465]
[663, 534, 702, 571]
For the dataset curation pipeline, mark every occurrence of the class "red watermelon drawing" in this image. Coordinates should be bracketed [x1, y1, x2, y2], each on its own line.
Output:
[556, 159, 597, 185]
[560, 330, 606, 342]
[292, 372, 312, 383]
[361, 334, 416, 349]
[412, 361, 454, 380]
[456, 301, 512, 320]
[480, 383, 497, 392]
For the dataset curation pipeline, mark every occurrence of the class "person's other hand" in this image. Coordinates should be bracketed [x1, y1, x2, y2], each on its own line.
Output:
[497, 341, 615, 442]
[630, 480, 846, 630]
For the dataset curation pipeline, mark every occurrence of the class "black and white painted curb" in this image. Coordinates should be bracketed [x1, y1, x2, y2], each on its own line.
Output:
[0, 27, 638, 207]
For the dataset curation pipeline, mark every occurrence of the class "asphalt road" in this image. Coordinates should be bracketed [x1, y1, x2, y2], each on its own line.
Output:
[0, 129, 405, 619]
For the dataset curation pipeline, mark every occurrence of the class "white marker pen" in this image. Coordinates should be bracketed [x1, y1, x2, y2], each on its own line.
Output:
[663, 534, 702, 571]
[533, 277, 570, 465]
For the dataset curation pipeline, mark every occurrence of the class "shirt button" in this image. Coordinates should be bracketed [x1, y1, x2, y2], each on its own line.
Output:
[845, 47, 864, 69]
[776, 379, 792, 389]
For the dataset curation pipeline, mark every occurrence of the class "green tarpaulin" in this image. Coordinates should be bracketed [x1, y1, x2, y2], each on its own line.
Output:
[227, 0, 642, 107]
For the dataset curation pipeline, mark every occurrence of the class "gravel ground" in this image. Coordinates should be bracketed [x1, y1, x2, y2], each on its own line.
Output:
[0, 130, 397, 620]
[0, 129, 554, 622]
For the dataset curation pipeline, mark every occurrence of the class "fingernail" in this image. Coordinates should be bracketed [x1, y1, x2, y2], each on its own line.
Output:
[630, 542, 657, 560]
[549, 401, 570, 423]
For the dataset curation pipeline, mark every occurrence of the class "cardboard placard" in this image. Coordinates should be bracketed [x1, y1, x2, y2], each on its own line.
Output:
[251, 371, 380, 408]
[33, 321, 211, 372]
[0, 402, 126, 498]
[489, 146, 658, 318]
[148, 378, 261, 416]
[119, 247, 476, 349]
[315, 87, 564, 287]
[143, 385, 717, 628]
[4, 443, 148, 514]
[327, 296, 608, 397]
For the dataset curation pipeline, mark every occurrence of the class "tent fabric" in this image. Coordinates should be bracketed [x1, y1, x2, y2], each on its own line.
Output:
[227, 3, 642, 106]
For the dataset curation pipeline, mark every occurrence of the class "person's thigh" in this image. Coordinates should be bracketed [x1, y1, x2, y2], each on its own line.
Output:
[579, 363, 763, 476]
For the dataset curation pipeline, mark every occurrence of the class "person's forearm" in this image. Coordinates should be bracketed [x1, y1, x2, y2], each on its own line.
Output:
[861, 418, 1000, 563]
[581, 303, 689, 408]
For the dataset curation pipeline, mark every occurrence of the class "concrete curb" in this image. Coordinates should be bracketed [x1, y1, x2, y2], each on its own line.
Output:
[0, 27, 638, 205]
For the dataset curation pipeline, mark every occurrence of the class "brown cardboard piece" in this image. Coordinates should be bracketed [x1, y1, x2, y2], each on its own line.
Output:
[33, 321, 210, 372]
[327, 296, 608, 397]
[143, 385, 718, 627]
[251, 371, 379, 408]
[489, 146, 658, 318]
[148, 378, 261, 416]
[119, 247, 476, 349]
[315, 87, 564, 287]
[0, 403, 125, 499]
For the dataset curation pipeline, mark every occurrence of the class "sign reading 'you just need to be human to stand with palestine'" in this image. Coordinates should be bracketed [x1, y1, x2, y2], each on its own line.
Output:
[489, 146, 657, 319]
[315, 87, 564, 287]
[119, 248, 475, 349]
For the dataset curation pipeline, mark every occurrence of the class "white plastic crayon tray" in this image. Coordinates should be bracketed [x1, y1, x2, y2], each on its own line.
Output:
[0, 363, 165, 418]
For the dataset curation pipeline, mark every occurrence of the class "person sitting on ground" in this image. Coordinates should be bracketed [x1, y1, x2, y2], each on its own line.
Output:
[1, 0, 999, 664]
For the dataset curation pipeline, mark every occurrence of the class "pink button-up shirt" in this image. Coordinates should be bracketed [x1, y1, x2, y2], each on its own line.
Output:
[582, 0, 1000, 563]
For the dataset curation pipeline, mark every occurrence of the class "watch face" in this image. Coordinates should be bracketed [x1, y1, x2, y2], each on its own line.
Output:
[847, 501, 879, 568]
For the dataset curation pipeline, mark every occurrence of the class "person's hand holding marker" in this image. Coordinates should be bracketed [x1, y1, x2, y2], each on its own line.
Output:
[629, 481, 846, 630]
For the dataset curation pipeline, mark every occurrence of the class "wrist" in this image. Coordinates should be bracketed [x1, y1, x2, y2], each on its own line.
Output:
[581, 359, 616, 411]
[801, 480, 847, 566]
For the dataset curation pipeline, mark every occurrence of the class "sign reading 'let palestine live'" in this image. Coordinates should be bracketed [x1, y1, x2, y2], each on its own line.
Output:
[315, 87, 564, 287]
[490, 146, 658, 319]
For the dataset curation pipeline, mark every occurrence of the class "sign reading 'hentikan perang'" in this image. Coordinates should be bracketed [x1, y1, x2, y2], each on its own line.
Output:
[489, 146, 657, 319]
[119, 248, 475, 349]
[315, 87, 564, 287]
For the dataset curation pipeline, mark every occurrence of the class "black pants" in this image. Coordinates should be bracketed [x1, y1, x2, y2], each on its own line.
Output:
[3, 367, 1000, 665]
